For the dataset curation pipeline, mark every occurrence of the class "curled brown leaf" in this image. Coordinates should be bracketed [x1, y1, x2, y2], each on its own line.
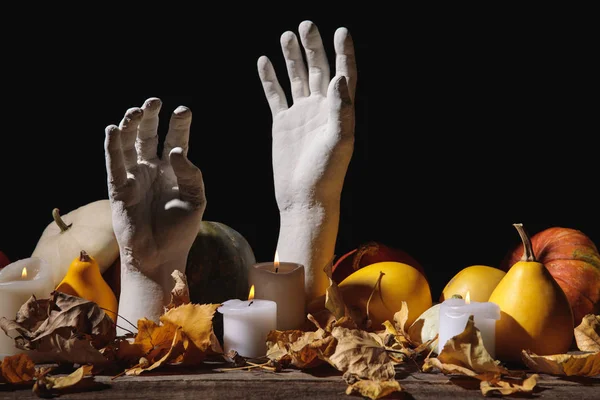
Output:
[575, 314, 600, 352]
[521, 349, 600, 377]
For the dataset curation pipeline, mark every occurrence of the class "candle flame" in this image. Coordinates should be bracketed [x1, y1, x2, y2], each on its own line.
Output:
[21, 267, 27, 279]
[274, 251, 280, 272]
[248, 285, 255, 301]
[465, 290, 471, 304]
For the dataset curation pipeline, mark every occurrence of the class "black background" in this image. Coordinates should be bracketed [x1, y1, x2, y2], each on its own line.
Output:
[0, 9, 596, 299]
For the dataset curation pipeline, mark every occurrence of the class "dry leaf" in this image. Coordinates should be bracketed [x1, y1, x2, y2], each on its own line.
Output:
[480, 374, 538, 396]
[126, 327, 188, 375]
[327, 326, 395, 381]
[160, 303, 223, 358]
[423, 315, 508, 377]
[0, 291, 114, 365]
[33, 364, 94, 397]
[521, 349, 600, 377]
[345, 378, 402, 399]
[266, 328, 335, 368]
[116, 318, 178, 363]
[323, 256, 345, 320]
[0, 353, 36, 384]
[575, 314, 600, 352]
[165, 269, 190, 311]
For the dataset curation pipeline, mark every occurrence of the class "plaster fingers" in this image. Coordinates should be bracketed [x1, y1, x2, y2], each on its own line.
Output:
[117, 107, 144, 171]
[257, 55, 288, 117]
[169, 147, 206, 209]
[334, 27, 357, 103]
[299, 20, 330, 97]
[136, 97, 162, 163]
[280, 31, 309, 101]
[328, 75, 354, 137]
[162, 106, 192, 160]
[104, 125, 128, 194]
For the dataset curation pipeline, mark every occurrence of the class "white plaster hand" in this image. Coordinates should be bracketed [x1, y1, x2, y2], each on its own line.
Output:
[257, 21, 357, 302]
[104, 98, 206, 333]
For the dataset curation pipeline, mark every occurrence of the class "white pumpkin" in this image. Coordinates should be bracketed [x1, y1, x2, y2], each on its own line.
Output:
[31, 199, 119, 286]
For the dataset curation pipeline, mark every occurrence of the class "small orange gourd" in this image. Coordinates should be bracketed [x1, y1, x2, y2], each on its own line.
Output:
[56, 250, 119, 322]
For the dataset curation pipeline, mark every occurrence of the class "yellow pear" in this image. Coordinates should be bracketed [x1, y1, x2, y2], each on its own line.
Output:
[56, 250, 119, 322]
[488, 223, 574, 363]
[440, 265, 506, 302]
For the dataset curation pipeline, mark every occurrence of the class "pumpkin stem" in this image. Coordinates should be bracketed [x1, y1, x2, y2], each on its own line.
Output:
[79, 250, 91, 262]
[52, 208, 72, 232]
[352, 241, 380, 271]
[514, 223, 537, 262]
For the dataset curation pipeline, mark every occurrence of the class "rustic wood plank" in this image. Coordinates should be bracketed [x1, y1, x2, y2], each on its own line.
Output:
[1, 364, 599, 400]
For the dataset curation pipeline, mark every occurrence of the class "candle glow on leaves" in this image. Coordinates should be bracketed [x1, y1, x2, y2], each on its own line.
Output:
[21, 267, 27, 279]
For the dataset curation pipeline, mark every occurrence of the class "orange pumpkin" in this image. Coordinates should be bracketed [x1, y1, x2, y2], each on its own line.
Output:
[500, 227, 600, 325]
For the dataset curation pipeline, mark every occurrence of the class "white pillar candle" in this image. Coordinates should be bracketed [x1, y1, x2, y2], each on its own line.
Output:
[0, 257, 55, 359]
[217, 289, 277, 359]
[248, 261, 305, 330]
[438, 296, 500, 358]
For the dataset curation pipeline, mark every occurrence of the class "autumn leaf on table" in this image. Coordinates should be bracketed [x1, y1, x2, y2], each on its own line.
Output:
[521, 350, 600, 377]
[324, 326, 401, 398]
[0, 353, 36, 385]
[574, 314, 600, 352]
[0, 292, 115, 365]
[33, 364, 94, 398]
[345, 377, 402, 400]
[423, 316, 537, 396]
[379, 301, 434, 361]
[124, 303, 223, 375]
[266, 326, 336, 369]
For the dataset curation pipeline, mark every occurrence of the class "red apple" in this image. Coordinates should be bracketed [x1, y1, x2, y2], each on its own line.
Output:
[332, 241, 425, 284]
[0, 250, 10, 269]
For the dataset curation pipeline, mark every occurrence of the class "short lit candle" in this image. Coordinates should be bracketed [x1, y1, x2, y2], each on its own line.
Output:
[248, 252, 305, 330]
[217, 285, 277, 358]
[438, 291, 500, 358]
[0, 257, 55, 359]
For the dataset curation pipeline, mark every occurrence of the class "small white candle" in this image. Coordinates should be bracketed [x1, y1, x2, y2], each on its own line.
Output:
[438, 292, 500, 358]
[0, 257, 55, 359]
[248, 256, 305, 331]
[217, 286, 277, 359]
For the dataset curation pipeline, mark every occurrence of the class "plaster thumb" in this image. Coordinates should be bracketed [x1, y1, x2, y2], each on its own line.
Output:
[169, 147, 205, 207]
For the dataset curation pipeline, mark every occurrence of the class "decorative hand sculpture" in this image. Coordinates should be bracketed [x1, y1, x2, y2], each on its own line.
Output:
[104, 98, 206, 333]
[257, 21, 357, 302]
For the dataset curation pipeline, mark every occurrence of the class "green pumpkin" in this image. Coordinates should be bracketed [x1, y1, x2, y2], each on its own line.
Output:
[186, 221, 255, 305]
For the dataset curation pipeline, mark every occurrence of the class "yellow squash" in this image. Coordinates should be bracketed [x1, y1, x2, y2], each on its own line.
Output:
[56, 250, 119, 322]
[338, 261, 432, 330]
[488, 224, 574, 363]
[440, 265, 506, 302]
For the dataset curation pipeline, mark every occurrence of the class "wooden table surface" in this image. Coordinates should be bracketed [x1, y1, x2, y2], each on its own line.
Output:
[1, 362, 599, 400]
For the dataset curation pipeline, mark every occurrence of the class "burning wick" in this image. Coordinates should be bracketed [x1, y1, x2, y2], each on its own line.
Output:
[274, 251, 280, 273]
[21, 267, 27, 279]
[248, 284, 255, 306]
[465, 290, 471, 304]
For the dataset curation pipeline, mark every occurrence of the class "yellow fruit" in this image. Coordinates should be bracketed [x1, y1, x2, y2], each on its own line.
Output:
[488, 224, 574, 363]
[56, 250, 119, 322]
[440, 265, 506, 302]
[338, 261, 432, 330]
